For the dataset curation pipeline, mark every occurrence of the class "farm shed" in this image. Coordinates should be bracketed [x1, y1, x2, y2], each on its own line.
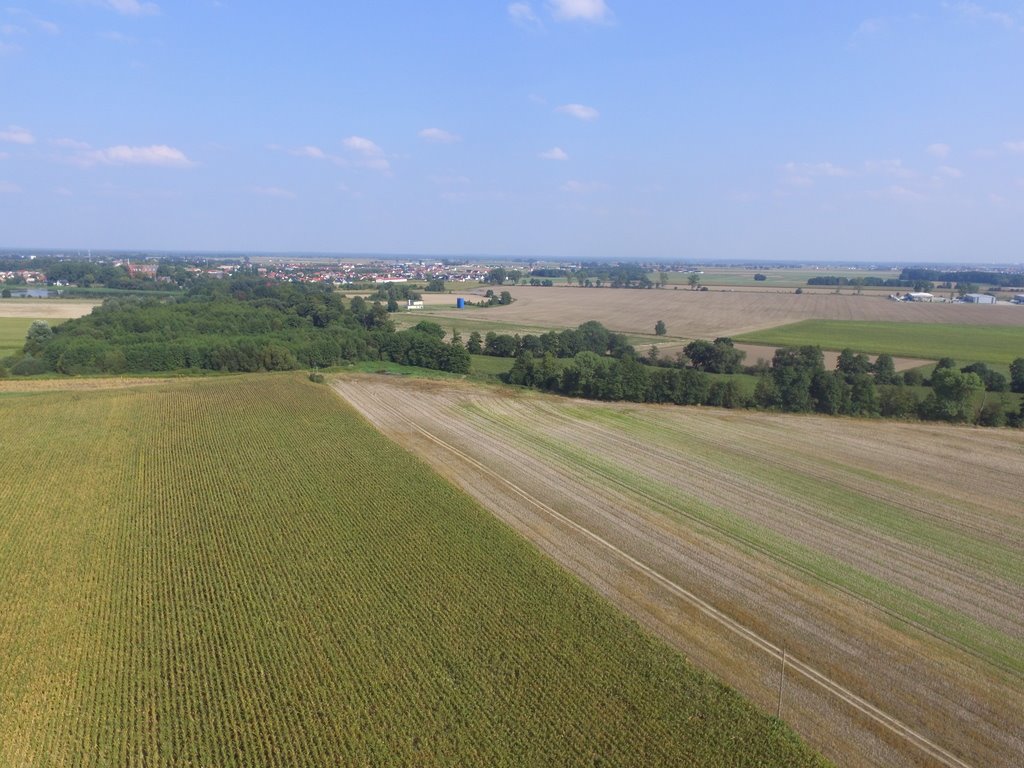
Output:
[962, 293, 996, 304]
[905, 292, 934, 302]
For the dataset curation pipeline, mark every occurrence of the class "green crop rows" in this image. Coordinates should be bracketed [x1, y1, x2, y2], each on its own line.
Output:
[0, 375, 826, 767]
[736, 320, 1024, 366]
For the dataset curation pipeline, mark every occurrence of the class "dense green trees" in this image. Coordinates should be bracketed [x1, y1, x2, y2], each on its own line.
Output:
[16, 281, 471, 376]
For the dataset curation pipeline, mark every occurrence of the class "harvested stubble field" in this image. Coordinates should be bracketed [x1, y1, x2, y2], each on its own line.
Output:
[0, 299, 97, 319]
[0, 374, 826, 767]
[426, 286, 1024, 340]
[333, 373, 1024, 768]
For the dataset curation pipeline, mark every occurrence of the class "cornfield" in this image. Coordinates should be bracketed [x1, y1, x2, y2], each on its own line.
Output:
[0, 374, 826, 767]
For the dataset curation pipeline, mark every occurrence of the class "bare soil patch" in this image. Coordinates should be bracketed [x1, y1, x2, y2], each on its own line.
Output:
[333, 373, 1024, 768]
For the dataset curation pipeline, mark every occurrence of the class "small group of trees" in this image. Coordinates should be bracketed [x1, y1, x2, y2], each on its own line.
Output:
[466, 321, 633, 361]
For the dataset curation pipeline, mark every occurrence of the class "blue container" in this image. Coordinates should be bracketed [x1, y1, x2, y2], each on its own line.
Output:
[456, 297, 465, 309]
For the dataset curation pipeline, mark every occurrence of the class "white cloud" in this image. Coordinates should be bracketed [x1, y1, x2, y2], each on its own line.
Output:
[1004, 140, 1024, 154]
[927, 143, 951, 158]
[0, 41, 19, 55]
[431, 175, 471, 186]
[0, 126, 35, 144]
[343, 136, 390, 171]
[252, 186, 296, 199]
[508, 3, 541, 26]
[946, 1, 1018, 29]
[0, 180, 21, 194]
[870, 185, 925, 202]
[101, 0, 160, 16]
[2, 24, 26, 35]
[82, 144, 194, 167]
[0, 151, 8, 160]
[52, 137, 92, 150]
[556, 103, 599, 121]
[540, 147, 568, 160]
[865, 158, 915, 178]
[55, 186, 73, 197]
[418, 127, 461, 144]
[782, 161, 852, 179]
[547, 0, 612, 23]
[561, 179, 608, 193]
[937, 165, 963, 178]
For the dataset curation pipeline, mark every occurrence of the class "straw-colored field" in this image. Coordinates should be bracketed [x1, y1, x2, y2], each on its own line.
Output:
[334, 373, 1024, 768]
[0, 299, 97, 319]
[425, 286, 1024, 340]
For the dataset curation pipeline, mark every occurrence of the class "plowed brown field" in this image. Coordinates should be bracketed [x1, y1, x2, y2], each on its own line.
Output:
[428, 286, 1024, 338]
[333, 373, 1024, 768]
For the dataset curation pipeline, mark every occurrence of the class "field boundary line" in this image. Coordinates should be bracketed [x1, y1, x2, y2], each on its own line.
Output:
[357, 388, 975, 768]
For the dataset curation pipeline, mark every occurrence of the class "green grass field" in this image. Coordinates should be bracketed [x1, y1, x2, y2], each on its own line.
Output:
[0, 374, 825, 767]
[0, 317, 61, 358]
[736, 320, 1024, 366]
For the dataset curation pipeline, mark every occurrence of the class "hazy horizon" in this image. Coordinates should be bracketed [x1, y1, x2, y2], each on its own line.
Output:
[2, 2, 1022, 262]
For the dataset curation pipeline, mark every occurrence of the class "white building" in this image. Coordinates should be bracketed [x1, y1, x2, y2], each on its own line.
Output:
[962, 293, 996, 304]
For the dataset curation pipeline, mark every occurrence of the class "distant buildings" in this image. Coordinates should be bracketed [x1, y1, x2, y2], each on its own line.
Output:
[962, 293, 996, 304]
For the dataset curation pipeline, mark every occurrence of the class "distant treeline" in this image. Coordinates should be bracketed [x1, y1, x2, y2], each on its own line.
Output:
[900, 268, 1024, 288]
[10, 279, 469, 376]
[807, 276, 914, 287]
[498, 327, 1024, 427]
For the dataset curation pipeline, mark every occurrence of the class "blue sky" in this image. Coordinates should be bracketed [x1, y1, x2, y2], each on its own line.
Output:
[1, 1, 1022, 262]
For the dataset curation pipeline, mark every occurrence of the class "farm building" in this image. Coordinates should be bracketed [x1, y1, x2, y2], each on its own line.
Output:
[406, 299, 424, 310]
[962, 293, 996, 304]
[904, 292, 935, 302]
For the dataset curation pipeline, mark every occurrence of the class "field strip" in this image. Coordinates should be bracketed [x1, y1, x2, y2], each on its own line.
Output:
[361, 389, 975, 768]
[458, 403, 1024, 672]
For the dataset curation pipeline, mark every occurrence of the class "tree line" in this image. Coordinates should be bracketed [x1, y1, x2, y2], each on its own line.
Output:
[7, 278, 469, 377]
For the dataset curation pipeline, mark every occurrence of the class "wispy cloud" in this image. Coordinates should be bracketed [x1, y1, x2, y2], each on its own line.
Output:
[540, 147, 568, 160]
[4, 8, 59, 36]
[562, 179, 608, 193]
[0, 126, 35, 144]
[547, 0, 612, 23]
[508, 2, 541, 27]
[100, 0, 160, 17]
[936, 165, 963, 179]
[780, 161, 852, 186]
[252, 186, 296, 200]
[77, 144, 194, 168]
[0, 180, 21, 194]
[418, 127, 462, 144]
[1004, 140, 1024, 154]
[280, 144, 347, 166]
[945, 1, 1019, 29]
[556, 103, 599, 121]
[927, 143, 951, 158]
[343, 136, 390, 171]
[868, 185, 925, 202]
[52, 137, 92, 150]
[864, 158, 915, 178]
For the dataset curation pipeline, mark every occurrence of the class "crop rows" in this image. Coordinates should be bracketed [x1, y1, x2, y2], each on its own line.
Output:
[333, 373, 1024, 767]
[0, 375, 826, 766]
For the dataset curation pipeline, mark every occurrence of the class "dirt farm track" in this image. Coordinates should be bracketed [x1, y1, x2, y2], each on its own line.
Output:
[334, 374, 1024, 768]
[431, 286, 1024, 338]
